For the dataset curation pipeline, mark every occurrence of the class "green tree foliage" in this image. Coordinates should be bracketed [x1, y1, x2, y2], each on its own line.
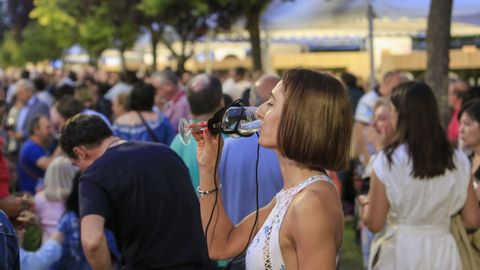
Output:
[87, 0, 142, 70]
[78, 16, 115, 63]
[139, 0, 210, 73]
[0, 19, 75, 67]
[26, 0, 83, 63]
[2, 0, 273, 72]
[210, 0, 274, 71]
[30, 0, 141, 70]
[20, 21, 75, 63]
[0, 33, 24, 66]
[29, 0, 77, 28]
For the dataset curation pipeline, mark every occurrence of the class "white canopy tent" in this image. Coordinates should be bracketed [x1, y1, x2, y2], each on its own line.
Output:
[262, 0, 480, 33]
[261, 0, 480, 83]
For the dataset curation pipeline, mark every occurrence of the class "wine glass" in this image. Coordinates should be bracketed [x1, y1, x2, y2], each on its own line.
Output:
[221, 106, 260, 136]
[178, 106, 260, 145]
[178, 118, 204, 145]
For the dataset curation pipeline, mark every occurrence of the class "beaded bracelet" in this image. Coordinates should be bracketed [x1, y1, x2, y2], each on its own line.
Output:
[197, 184, 222, 198]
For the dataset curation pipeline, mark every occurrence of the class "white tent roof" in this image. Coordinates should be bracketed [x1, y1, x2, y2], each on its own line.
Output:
[262, 0, 480, 36]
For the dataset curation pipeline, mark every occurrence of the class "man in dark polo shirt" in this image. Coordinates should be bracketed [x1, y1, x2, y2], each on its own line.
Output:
[59, 114, 211, 270]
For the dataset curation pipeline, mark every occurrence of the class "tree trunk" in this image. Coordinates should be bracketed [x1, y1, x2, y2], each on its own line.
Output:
[175, 30, 195, 75]
[149, 25, 164, 72]
[176, 42, 194, 75]
[177, 36, 187, 75]
[160, 34, 179, 70]
[151, 33, 159, 71]
[88, 52, 98, 68]
[426, 0, 453, 126]
[246, 12, 262, 72]
[119, 47, 127, 72]
[177, 54, 186, 75]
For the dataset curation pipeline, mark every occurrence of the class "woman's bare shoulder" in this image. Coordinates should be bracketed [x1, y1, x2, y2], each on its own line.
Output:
[288, 183, 343, 227]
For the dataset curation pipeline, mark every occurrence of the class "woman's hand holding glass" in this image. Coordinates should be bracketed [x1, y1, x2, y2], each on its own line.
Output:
[190, 122, 223, 172]
[179, 106, 260, 145]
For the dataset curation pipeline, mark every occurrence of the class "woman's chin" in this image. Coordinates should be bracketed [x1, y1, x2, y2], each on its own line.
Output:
[258, 137, 274, 149]
[258, 136, 266, 147]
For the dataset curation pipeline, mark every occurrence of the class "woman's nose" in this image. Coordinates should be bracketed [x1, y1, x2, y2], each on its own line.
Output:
[256, 103, 265, 120]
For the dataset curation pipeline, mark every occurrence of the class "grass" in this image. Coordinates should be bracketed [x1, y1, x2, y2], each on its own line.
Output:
[338, 220, 364, 270]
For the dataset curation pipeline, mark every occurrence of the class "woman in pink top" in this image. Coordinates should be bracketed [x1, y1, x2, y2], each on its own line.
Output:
[34, 156, 78, 243]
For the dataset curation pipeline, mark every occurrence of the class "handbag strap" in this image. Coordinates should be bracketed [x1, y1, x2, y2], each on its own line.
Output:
[136, 111, 160, 143]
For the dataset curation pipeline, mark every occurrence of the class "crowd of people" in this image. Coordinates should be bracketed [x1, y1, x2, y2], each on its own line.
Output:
[0, 65, 478, 270]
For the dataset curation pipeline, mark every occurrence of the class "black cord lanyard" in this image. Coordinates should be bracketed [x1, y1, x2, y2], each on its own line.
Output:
[204, 100, 261, 264]
[207, 99, 255, 137]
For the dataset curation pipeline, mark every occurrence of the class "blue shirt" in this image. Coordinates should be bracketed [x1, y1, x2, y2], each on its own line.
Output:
[16, 96, 38, 133]
[113, 113, 174, 145]
[52, 211, 90, 270]
[20, 240, 62, 270]
[219, 136, 284, 224]
[18, 139, 46, 194]
[52, 211, 121, 270]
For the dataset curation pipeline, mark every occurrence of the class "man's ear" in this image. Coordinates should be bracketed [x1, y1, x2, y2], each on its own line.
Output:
[73, 146, 88, 160]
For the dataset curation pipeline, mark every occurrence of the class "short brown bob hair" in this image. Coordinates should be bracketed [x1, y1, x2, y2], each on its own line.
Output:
[277, 69, 352, 171]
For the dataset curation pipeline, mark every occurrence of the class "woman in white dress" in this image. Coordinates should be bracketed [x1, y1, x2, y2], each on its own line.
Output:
[192, 69, 352, 269]
[358, 82, 480, 270]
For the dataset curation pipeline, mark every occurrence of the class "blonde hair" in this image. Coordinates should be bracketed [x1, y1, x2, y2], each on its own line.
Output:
[44, 156, 78, 202]
[114, 92, 130, 111]
[373, 97, 391, 112]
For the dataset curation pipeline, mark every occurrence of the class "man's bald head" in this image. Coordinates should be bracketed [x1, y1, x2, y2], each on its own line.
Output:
[186, 73, 223, 116]
[188, 74, 210, 93]
[379, 71, 408, 97]
[250, 74, 281, 106]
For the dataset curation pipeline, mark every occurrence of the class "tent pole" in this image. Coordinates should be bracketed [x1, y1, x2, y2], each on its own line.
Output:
[261, 20, 274, 74]
[263, 28, 274, 74]
[367, 1, 376, 89]
[205, 29, 213, 74]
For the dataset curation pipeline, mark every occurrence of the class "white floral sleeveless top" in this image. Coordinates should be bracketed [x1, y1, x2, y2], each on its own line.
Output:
[245, 175, 335, 270]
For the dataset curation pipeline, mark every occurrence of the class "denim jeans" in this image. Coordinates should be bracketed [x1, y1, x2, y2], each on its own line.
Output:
[0, 210, 20, 269]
